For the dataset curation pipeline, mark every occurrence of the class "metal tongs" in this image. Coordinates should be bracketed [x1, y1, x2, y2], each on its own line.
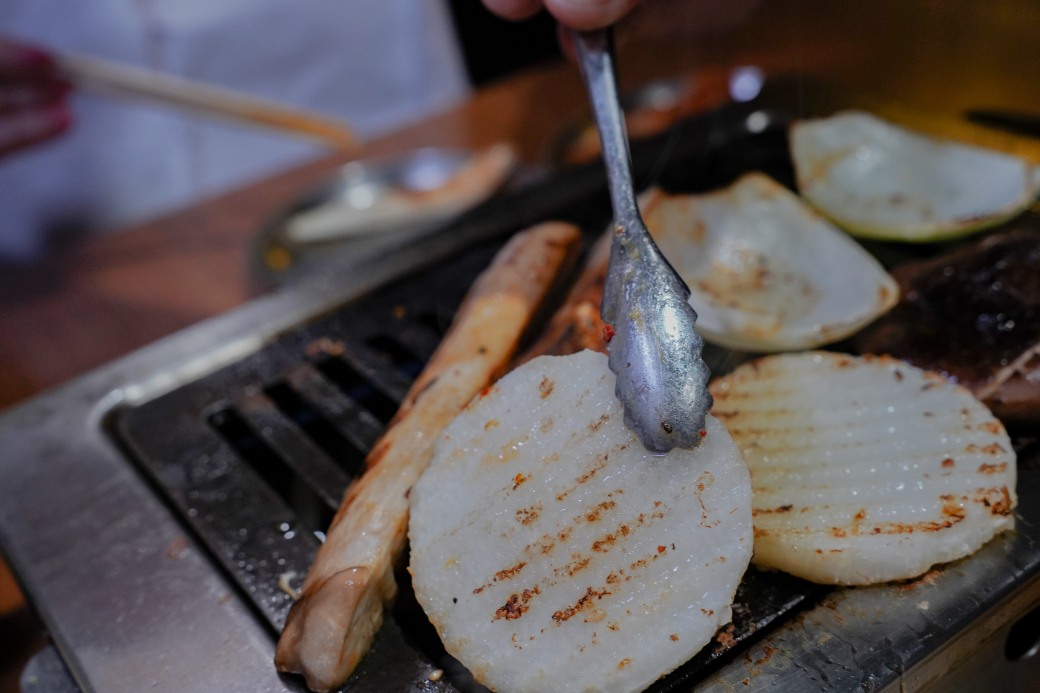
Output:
[573, 28, 712, 453]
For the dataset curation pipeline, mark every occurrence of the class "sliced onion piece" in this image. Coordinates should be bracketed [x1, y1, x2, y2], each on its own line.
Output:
[642, 173, 898, 352]
[710, 351, 1017, 586]
[791, 111, 1040, 242]
[409, 350, 752, 693]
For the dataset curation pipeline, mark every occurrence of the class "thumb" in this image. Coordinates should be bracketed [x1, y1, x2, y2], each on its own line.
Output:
[543, 0, 643, 30]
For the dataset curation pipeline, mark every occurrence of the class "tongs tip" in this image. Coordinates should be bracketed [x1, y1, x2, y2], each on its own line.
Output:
[574, 27, 714, 454]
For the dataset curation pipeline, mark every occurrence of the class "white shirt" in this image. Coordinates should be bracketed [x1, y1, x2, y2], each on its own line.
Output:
[0, 0, 470, 260]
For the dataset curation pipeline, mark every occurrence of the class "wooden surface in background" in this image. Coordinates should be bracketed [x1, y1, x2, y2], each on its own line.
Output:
[5, 0, 1039, 411]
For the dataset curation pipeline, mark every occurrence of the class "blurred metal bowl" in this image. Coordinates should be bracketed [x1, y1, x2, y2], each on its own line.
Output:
[253, 144, 517, 286]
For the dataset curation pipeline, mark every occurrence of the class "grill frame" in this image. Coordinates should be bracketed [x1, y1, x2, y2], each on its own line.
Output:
[107, 229, 828, 691]
[2, 102, 1039, 692]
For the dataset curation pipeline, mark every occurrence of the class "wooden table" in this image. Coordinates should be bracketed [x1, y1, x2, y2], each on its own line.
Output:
[1, 0, 1038, 675]
[5, 0, 1040, 411]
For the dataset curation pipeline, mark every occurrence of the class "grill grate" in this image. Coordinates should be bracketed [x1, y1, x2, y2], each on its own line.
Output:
[106, 104, 825, 691]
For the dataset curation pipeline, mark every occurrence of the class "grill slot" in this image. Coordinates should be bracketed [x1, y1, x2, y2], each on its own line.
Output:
[234, 390, 350, 514]
[133, 424, 323, 629]
[313, 354, 403, 425]
[415, 309, 453, 336]
[109, 246, 510, 688]
[364, 334, 428, 379]
[261, 380, 367, 484]
[207, 404, 336, 528]
[283, 364, 381, 472]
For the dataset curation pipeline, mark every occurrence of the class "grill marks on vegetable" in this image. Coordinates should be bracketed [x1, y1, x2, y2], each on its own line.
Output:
[473, 446, 676, 627]
[408, 351, 753, 692]
[711, 351, 1017, 585]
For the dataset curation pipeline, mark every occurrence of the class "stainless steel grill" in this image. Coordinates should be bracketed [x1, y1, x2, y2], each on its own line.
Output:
[2, 102, 1039, 692]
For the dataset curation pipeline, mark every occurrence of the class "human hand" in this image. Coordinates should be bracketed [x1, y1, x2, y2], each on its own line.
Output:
[481, 0, 643, 31]
[0, 38, 72, 157]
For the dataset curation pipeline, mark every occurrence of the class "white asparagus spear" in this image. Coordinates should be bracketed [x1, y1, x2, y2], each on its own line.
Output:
[275, 221, 582, 692]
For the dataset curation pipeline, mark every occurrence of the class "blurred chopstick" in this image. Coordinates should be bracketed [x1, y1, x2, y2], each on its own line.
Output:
[55, 53, 361, 150]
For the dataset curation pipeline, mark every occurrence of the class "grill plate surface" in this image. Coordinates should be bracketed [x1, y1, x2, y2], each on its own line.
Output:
[3, 99, 1040, 692]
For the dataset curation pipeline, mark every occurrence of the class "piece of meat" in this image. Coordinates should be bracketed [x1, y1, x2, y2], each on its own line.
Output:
[274, 221, 582, 692]
[854, 223, 1040, 428]
[515, 228, 611, 363]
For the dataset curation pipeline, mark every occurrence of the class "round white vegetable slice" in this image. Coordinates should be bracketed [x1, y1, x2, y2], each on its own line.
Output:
[791, 110, 1040, 242]
[710, 351, 1017, 586]
[641, 173, 898, 352]
[409, 349, 752, 693]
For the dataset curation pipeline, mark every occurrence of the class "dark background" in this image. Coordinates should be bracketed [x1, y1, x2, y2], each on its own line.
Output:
[448, 1, 561, 86]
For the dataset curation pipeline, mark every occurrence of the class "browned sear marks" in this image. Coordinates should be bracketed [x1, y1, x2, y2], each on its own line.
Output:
[475, 559, 532, 595]
[584, 499, 617, 523]
[555, 452, 611, 502]
[715, 623, 737, 648]
[753, 504, 793, 516]
[516, 503, 542, 525]
[552, 586, 610, 623]
[979, 486, 1013, 516]
[965, 442, 1008, 455]
[494, 588, 538, 621]
[539, 376, 555, 399]
[555, 555, 591, 578]
[941, 499, 967, 522]
[980, 421, 1002, 434]
[495, 562, 527, 582]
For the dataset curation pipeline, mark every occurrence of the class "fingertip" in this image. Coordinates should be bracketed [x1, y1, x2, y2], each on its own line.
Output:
[0, 41, 56, 76]
[543, 0, 642, 30]
[481, 0, 545, 22]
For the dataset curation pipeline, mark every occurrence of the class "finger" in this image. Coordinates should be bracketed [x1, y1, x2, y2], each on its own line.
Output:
[0, 80, 70, 113]
[0, 39, 58, 80]
[481, 0, 545, 21]
[543, 0, 643, 30]
[0, 102, 71, 157]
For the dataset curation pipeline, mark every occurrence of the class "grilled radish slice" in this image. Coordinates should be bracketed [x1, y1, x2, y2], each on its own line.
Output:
[791, 111, 1040, 242]
[642, 173, 897, 352]
[710, 352, 1017, 585]
[409, 349, 752, 693]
